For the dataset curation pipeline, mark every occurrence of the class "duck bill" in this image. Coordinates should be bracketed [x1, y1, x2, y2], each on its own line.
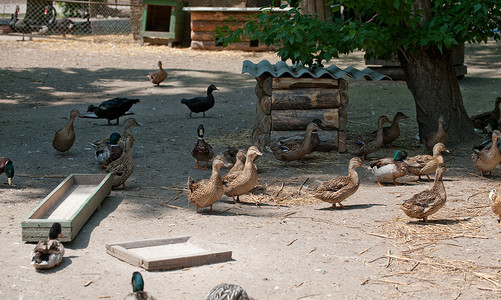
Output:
[8, 178, 12, 185]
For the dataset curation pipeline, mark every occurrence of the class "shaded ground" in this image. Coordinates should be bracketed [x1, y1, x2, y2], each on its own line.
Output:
[0, 35, 500, 299]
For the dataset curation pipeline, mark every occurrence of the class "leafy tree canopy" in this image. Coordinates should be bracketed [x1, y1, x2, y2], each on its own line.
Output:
[217, 0, 501, 68]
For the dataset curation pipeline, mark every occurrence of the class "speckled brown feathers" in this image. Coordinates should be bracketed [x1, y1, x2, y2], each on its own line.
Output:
[424, 116, 449, 152]
[271, 122, 319, 162]
[382, 112, 408, 146]
[52, 109, 79, 153]
[314, 157, 364, 208]
[224, 146, 262, 202]
[489, 189, 501, 224]
[406, 142, 449, 180]
[397, 165, 447, 222]
[106, 135, 134, 189]
[206, 283, 252, 300]
[472, 130, 501, 176]
[186, 155, 225, 213]
[351, 116, 391, 160]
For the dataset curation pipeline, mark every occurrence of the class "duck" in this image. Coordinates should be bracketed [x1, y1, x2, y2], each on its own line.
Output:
[206, 283, 252, 300]
[397, 164, 447, 222]
[223, 146, 262, 203]
[93, 132, 123, 167]
[221, 147, 240, 168]
[369, 150, 409, 186]
[470, 97, 501, 130]
[350, 116, 391, 160]
[52, 109, 80, 153]
[0, 157, 14, 186]
[124, 271, 156, 300]
[382, 112, 409, 147]
[186, 155, 225, 213]
[423, 116, 449, 152]
[227, 149, 246, 174]
[191, 124, 214, 169]
[276, 118, 326, 152]
[270, 122, 319, 162]
[489, 189, 501, 225]
[181, 84, 218, 118]
[91, 118, 140, 151]
[43, 4, 75, 37]
[313, 157, 364, 208]
[30, 222, 65, 270]
[147, 61, 168, 86]
[406, 142, 449, 180]
[473, 119, 499, 152]
[87, 98, 140, 125]
[472, 129, 501, 176]
[106, 135, 135, 189]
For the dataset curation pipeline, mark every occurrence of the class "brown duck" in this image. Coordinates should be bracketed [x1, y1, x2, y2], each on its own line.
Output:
[270, 122, 319, 162]
[52, 109, 80, 153]
[147, 61, 168, 86]
[106, 135, 134, 189]
[424, 116, 448, 152]
[224, 146, 262, 203]
[470, 97, 501, 129]
[350, 116, 391, 160]
[406, 142, 449, 180]
[226, 148, 246, 175]
[489, 189, 501, 225]
[382, 112, 409, 147]
[472, 129, 501, 176]
[313, 157, 364, 208]
[191, 124, 214, 169]
[397, 164, 447, 222]
[186, 155, 225, 213]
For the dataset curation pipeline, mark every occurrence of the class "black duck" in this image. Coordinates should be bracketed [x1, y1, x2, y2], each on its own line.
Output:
[87, 98, 140, 125]
[181, 84, 218, 118]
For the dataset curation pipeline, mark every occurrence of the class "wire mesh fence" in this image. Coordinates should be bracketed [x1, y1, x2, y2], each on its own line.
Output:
[0, 0, 135, 37]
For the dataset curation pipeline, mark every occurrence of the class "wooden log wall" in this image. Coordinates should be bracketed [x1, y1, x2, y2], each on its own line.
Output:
[188, 10, 278, 51]
[252, 75, 348, 152]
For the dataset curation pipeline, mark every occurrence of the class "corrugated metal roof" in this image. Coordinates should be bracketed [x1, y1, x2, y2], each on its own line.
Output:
[242, 60, 390, 81]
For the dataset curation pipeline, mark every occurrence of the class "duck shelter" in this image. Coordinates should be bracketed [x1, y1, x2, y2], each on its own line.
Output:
[242, 60, 390, 152]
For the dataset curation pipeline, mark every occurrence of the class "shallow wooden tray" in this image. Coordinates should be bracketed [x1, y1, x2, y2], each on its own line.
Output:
[106, 237, 232, 271]
[21, 173, 113, 242]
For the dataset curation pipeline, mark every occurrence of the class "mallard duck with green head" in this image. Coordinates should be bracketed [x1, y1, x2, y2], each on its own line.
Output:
[92, 132, 123, 167]
[191, 124, 214, 169]
[397, 164, 447, 222]
[124, 271, 156, 300]
[369, 150, 409, 186]
[31, 222, 64, 270]
[0, 157, 14, 185]
[313, 157, 364, 208]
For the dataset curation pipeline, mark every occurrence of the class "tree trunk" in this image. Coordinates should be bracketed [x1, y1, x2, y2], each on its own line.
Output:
[397, 46, 475, 145]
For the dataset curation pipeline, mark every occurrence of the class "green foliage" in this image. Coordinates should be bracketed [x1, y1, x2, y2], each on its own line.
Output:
[215, 0, 501, 68]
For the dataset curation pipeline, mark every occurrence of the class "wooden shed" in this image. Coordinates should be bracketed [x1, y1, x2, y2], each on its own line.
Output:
[242, 60, 390, 153]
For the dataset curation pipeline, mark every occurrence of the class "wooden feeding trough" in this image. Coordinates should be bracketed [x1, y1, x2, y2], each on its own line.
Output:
[21, 174, 113, 242]
[183, 7, 288, 51]
[106, 237, 232, 271]
[243, 60, 390, 152]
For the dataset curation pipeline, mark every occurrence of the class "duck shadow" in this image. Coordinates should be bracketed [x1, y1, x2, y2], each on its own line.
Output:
[406, 217, 472, 225]
[317, 203, 386, 211]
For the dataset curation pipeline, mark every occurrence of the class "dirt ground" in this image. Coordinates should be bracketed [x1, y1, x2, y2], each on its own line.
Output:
[0, 34, 500, 299]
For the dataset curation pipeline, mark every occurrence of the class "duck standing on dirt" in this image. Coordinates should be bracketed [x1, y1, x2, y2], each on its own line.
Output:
[147, 61, 168, 86]
[406, 142, 449, 180]
[472, 129, 501, 176]
[53, 109, 80, 153]
[489, 189, 501, 225]
[382, 112, 409, 147]
[87, 98, 140, 125]
[30, 222, 65, 270]
[106, 136, 134, 189]
[124, 272, 156, 300]
[314, 157, 364, 208]
[0, 157, 14, 185]
[470, 97, 501, 130]
[369, 150, 409, 186]
[181, 84, 218, 118]
[397, 164, 447, 222]
[223, 146, 262, 203]
[206, 283, 252, 300]
[423, 116, 448, 152]
[191, 124, 214, 169]
[186, 155, 225, 213]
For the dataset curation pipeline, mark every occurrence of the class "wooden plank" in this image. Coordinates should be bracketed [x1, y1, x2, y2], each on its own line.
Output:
[190, 40, 276, 52]
[272, 77, 340, 90]
[271, 109, 339, 131]
[190, 11, 258, 22]
[191, 20, 247, 32]
[272, 88, 342, 110]
[256, 75, 273, 96]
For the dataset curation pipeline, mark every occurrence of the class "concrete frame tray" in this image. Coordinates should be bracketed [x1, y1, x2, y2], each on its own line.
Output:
[106, 236, 232, 271]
